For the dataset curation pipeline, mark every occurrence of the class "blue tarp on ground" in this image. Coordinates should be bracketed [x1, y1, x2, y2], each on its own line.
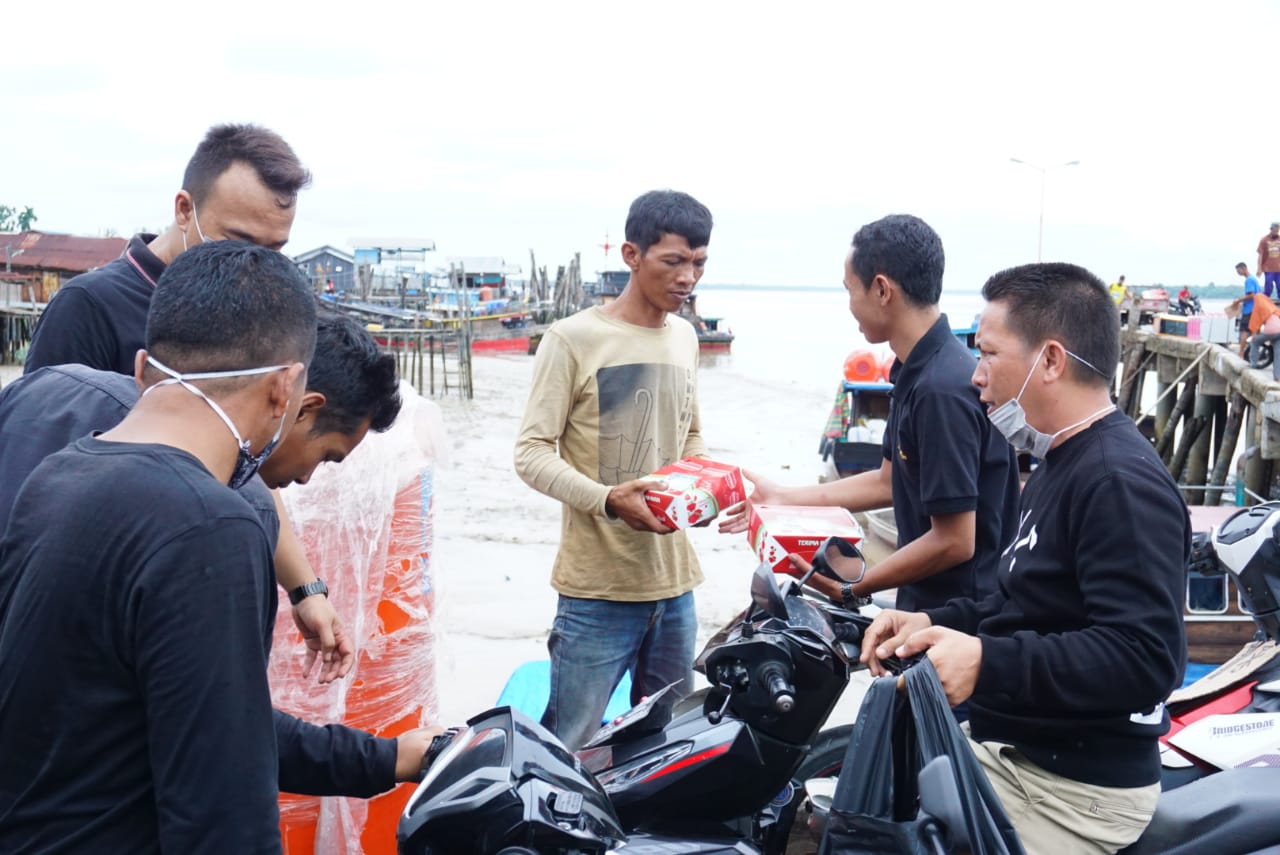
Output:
[495, 660, 634, 723]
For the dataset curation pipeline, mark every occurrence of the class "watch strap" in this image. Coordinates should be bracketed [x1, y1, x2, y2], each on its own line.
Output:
[289, 578, 329, 606]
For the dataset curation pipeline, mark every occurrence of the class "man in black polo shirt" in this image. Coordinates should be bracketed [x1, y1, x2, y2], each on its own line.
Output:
[21, 124, 361, 681]
[723, 214, 1019, 613]
[861, 263, 1187, 854]
[25, 123, 309, 376]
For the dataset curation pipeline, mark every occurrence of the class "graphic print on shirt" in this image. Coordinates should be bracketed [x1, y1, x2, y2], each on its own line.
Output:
[596, 362, 694, 485]
[1002, 508, 1037, 574]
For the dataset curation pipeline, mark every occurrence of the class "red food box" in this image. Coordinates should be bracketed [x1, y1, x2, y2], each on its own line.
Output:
[642, 458, 745, 529]
[747, 504, 864, 572]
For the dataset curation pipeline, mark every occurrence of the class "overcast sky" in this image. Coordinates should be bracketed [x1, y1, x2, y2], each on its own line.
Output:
[5, 1, 1278, 289]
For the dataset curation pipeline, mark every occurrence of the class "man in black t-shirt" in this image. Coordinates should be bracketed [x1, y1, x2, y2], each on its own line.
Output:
[722, 215, 1020, 612]
[0, 242, 317, 853]
[862, 263, 1187, 854]
[0, 315, 434, 804]
[21, 124, 355, 684]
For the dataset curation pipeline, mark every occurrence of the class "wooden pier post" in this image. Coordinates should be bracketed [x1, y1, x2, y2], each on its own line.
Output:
[1206, 392, 1246, 505]
[1187, 365, 1229, 504]
[1117, 348, 1147, 417]
[1156, 379, 1198, 462]
[1245, 409, 1270, 501]
[1169, 414, 1210, 483]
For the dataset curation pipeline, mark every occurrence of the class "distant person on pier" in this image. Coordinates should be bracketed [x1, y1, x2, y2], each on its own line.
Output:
[1257, 221, 1280, 298]
[1108, 275, 1127, 305]
[1229, 261, 1261, 355]
[514, 189, 713, 750]
[1243, 292, 1280, 379]
[721, 214, 1021, 644]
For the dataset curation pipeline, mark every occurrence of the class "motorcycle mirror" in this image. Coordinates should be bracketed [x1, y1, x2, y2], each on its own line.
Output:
[916, 755, 971, 852]
[810, 537, 868, 585]
[750, 561, 789, 621]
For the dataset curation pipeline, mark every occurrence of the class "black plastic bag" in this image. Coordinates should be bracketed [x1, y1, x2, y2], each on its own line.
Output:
[820, 658, 1025, 855]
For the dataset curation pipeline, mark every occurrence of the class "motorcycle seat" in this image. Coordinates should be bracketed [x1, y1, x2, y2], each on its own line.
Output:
[1118, 768, 1280, 855]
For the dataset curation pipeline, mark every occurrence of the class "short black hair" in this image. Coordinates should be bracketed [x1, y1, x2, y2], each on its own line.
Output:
[850, 214, 945, 307]
[147, 241, 317, 376]
[1237, 262, 1249, 270]
[308, 313, 402, 436]
[183, 123, 311, 208]
[981, 262, 1118, 388]
[624, 190, 713, 254]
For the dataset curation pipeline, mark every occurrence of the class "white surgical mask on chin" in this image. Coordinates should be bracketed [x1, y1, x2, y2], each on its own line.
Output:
[180, 204, 215, 252]
[142, 355, 291, 489]
[987, 343, 1115, 458]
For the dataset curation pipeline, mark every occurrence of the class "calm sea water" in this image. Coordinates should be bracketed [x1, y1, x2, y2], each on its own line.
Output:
[692, 286, 988, 399]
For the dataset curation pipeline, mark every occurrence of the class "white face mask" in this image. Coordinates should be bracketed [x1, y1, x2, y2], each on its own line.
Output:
[986, 343, 1114, 458]
[142, 355, 291, 489]
[180, 203, 216, 252]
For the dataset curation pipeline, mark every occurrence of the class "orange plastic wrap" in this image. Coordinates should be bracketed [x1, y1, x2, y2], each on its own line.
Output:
[267, 384, 446, 854]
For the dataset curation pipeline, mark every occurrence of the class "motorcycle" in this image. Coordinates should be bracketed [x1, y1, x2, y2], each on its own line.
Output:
[802, 501, 1280, 854]
[1170, 294, 1203, 316]
[397, 537, 907, 854]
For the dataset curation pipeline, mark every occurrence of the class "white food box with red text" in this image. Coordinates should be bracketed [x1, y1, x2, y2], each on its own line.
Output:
[747, 504, 864, 572]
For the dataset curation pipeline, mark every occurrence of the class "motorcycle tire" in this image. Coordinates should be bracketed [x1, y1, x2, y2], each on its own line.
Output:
[1255, 343, 1275, 371]
[781, 724, 852, 855]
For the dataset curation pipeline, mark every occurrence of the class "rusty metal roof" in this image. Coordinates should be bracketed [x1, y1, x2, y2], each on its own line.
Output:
[1, 231, 127, 274]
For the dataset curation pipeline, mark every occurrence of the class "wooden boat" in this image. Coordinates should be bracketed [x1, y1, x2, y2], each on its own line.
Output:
[1185, 505, 1261, 664]
[527, 280, 734, 355]
[677, 293, 734, 350]
[820, 326, 978, 479]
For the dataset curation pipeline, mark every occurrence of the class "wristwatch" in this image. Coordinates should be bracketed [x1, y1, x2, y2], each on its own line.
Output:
[289, 578, 329, 606]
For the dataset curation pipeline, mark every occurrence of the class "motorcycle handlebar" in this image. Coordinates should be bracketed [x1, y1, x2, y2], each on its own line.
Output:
[760, 663, 795, 713]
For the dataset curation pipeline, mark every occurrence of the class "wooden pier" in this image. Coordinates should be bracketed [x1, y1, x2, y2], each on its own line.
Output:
[0, 284, 40, 367]
[1117, 328, 1280, 505]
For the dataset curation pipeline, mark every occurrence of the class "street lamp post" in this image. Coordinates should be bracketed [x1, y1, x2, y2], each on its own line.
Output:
[1009, 158, 1080, 262]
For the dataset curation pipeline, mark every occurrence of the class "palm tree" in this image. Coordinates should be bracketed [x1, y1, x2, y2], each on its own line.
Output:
[16, 206, 37, 231]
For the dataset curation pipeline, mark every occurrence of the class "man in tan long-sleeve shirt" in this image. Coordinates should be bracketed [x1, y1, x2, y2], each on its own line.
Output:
[514, 190, 713, 750]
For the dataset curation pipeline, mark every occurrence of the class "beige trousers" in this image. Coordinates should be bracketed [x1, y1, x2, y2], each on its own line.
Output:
[967, 737, 1160, 855]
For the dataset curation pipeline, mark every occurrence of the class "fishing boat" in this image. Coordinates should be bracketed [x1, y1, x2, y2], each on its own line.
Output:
[590, 270, 734, 350]
[528, 272, 734, 354]
[820, 325, 978, 479]
[678, 292, 734, 350]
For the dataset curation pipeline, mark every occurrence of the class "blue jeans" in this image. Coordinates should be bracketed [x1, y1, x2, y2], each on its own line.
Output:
[541, 592, 696, 750]
[1266, 272, 1280, 299]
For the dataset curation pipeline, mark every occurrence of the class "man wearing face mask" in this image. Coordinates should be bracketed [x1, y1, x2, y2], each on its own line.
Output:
[25, 123, 307, 376]
[0, 241, 318, 853]
[21, 123, 353, 684]
[0, 315, 440, 806]
[860, 263, 1188, 855]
